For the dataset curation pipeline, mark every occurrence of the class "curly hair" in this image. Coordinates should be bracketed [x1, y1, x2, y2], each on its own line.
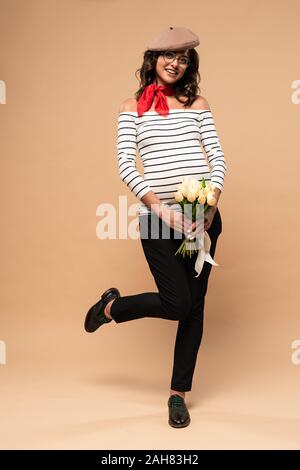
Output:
[134, 49, 201, 107]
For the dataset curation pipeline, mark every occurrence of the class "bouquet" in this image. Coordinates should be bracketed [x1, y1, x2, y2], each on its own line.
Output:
[174, 176, 219, 277]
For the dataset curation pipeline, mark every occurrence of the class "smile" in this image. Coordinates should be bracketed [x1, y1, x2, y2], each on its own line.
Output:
[165, 69, 177, 76]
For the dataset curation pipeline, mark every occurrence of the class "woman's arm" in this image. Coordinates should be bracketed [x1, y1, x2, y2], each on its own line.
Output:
[117, 99, 172, 219]
[192, 96, 227, 206]
[140, 190, 169, 219]
[117, 100, 152, 199]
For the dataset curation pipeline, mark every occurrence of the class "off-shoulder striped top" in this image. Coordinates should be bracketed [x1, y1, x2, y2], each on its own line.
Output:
[116, 108, 227, 216]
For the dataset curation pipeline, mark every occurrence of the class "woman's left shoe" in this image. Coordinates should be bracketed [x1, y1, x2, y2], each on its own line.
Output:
[84, 287, 120, 333]
[168, 394, 191, 428]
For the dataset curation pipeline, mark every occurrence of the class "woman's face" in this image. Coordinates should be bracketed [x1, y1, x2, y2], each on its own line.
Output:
[154, 48, 190, 86]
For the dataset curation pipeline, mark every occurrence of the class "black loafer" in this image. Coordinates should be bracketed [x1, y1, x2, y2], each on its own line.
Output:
[168, 394, 191, 428]
[84, 287, 120, 333]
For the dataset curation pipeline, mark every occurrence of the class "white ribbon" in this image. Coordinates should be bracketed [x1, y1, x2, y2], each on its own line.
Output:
[186, 231, 218, 278]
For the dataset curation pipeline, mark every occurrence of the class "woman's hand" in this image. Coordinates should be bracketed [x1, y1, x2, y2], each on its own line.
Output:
[161, 207, 194, 236]
[160, 204, 217, 237]
[188, 206, 218, 239]
[204, 205, 217, 231]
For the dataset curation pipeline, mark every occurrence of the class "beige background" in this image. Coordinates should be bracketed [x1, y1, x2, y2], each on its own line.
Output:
[1, 0, 300, 450]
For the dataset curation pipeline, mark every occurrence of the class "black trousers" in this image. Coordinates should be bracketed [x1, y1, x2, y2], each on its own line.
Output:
[110, 208, 222, 392]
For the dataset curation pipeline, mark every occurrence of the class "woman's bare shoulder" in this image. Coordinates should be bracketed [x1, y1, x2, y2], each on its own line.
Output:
[190, 95, 211, 110]
[118, 98, 137, 113]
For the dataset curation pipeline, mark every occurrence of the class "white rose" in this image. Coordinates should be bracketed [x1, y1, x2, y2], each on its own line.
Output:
[187, 192, 196, 202]
[175, 191, 184, 202]
[206, 192, 217, 206]
[197, 194, 206, 204]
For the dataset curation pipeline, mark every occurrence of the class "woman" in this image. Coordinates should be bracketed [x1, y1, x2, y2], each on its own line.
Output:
[84, 26, 227, 428]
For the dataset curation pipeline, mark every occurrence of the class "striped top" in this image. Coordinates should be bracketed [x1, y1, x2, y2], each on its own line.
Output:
[116, 108, 227, 216]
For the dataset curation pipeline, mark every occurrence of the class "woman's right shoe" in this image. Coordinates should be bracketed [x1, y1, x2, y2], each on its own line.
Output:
[84, 287, 120, 333]
[168, 394, 191, 428]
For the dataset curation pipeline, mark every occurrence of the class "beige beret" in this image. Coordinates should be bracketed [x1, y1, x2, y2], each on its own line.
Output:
[147, 26, 200, 51]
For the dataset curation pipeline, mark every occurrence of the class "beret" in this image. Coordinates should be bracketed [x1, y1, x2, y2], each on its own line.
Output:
[146, 26, 200, 51]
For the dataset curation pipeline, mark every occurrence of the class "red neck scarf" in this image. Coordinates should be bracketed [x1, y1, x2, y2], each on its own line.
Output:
[137, 83, 175, 117]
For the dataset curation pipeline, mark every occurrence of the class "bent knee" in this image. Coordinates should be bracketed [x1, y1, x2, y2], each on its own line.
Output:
[165, 296, 192, 321]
